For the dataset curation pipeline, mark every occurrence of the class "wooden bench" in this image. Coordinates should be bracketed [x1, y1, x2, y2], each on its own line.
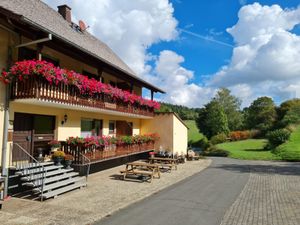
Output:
[120, 169, 154, 182]
[149, 157, 178, 171]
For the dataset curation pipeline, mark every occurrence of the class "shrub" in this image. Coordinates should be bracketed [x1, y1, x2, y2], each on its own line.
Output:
[210, 133, 227, 145]
[202, 146, 229, 157]
[266, 129, 291, 148]
[197, 136, 210, 151]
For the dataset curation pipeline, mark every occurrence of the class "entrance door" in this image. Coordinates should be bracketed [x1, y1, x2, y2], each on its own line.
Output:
[12, 113, 33, 161]
[13, 113, 56, 162]
[116, 121, 133, 137]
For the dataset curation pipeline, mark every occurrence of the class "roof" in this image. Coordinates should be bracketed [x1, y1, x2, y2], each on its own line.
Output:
[0, 0, 165, 93]
[155, 112, 189, 129]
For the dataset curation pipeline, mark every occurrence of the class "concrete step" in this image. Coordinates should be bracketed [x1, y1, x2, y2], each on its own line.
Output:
[33, 176, 86, 193]
[41, 182, 86, 199]
[16, 165, 64, 176]
[13, 162, 54, 171]
[24, 172, 79, 187]
[21, 168, 74, 181]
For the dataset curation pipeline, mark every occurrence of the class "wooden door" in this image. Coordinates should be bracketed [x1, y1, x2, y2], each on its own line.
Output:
[116, 121, 133, 137]
[12, 113, 33, 162]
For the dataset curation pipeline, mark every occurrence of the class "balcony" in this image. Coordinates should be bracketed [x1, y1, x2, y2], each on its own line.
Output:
[10, 77, 156, 118]
[2, 60, 160, 118]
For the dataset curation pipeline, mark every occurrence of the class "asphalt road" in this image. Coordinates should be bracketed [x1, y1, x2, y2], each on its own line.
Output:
[95, 157, 250, 225]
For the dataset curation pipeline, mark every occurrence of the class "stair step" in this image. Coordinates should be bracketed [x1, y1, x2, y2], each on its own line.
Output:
[33, 176, 86, 193]
[41, 182, 86, 199]
[24, 172, 79, 187]
[21, 168, 74, 181]
[16, 165, 64, 176]
[13, 162, 54, 170]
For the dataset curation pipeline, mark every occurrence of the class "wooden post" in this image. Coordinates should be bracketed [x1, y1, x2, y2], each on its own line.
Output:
[151, 90, 154, 100]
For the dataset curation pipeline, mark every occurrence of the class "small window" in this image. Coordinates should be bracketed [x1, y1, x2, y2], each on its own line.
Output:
[18, 47, 36, 61]
[82, 70, 99, 80]
[81, 118, 102, 137]
[109, 120, 116, 134]
[109, 81, 116, 87]
[42, 55, 59, 66]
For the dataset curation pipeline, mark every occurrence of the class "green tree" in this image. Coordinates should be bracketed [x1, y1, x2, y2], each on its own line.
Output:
[214, 88, 243, 131]
[196, 101, 229, 138]
[245, 96, 276, 134]
[281, 105, 300, 126]
[277, 98, 300, 121]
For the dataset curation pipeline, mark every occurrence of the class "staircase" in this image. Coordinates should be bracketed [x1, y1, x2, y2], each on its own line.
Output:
[12, 161, 86, 200]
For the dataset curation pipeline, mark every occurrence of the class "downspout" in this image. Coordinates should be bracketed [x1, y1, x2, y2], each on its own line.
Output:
[1, 84, 9, 198]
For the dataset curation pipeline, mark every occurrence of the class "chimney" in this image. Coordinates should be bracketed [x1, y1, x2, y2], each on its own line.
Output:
[57, 5, 72, 23]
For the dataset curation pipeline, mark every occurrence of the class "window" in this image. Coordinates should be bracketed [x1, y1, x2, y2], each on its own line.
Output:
[18, 47, 36, 61]
[109, 120, 116, 134]
[81, 119, 102, 137]
[82, 70, 99, 80]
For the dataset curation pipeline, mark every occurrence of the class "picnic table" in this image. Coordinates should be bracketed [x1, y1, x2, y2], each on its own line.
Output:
[120, 161, 160, 182]
[149, 157, 178, 171]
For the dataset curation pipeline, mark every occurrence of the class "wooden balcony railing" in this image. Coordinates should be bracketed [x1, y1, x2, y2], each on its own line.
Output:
[61, 142, 155, 165]
[10, 77, 155, 117]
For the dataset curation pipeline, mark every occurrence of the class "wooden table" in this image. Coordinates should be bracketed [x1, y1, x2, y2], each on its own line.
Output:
[120, 161, 160, 182]
[149, 157, 178, 171]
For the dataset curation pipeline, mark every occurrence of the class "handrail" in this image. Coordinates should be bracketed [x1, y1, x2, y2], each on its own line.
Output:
[12, 143, 45, 201]
[80, 153, 90, 183]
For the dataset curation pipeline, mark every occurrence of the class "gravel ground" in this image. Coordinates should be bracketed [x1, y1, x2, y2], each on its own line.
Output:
[0, 159, 211, 225]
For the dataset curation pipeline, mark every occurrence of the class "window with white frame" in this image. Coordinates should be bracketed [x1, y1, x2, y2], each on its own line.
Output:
[81, 118, 102, 137]
[109, 120, 116, 134]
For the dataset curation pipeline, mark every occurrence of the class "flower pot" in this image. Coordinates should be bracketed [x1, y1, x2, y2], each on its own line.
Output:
[65, 160, 72, 169]
[53, 156, 64, 166]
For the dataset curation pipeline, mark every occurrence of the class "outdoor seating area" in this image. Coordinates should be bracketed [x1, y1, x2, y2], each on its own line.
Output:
[120, 154, 182, 183]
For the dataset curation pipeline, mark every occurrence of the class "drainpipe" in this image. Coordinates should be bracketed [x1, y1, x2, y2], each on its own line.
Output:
[1, 84, 9, 198]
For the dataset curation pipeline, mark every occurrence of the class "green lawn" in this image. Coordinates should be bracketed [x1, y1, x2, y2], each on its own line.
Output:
[217, 139, 281, 160]
[185, 120, 203, 146]
[275, 126, 300, 161]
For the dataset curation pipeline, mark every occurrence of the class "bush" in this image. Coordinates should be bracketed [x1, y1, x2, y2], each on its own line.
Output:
[229, 130, 261, 141]
[202, 146, 229, 157]
[197, 136, 210, 151]
[266, 129, 291, 148]
[210, 133, 227, 145]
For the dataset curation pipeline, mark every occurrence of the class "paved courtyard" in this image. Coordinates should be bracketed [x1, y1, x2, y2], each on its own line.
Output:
[97, 158, 300, 225]
[0, 157, 299, 225]
[0, 159, 211, 225]
[220, 160, 300, 225]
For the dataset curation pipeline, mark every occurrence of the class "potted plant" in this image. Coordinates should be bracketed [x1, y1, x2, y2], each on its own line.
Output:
[64, 154, 74, 169]
[48, 140, 61, 152]
[52, 150, 65, 166]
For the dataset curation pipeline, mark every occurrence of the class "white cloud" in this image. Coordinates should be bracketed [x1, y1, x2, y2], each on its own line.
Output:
[210, 3, 300, 106]
[153, 50, 214, 107]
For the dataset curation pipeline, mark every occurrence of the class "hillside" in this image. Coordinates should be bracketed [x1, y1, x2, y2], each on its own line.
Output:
[185, 120, 203, 146]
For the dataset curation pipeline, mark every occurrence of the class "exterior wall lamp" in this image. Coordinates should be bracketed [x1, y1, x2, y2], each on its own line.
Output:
[61, 114, 68, 125]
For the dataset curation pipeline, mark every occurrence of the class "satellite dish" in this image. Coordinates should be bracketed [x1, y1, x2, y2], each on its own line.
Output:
[79, 20, 87, 31]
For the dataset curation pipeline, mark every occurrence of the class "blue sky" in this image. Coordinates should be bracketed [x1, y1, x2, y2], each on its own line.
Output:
[45, 0, 300, 107]
[150, 0, 300, 87]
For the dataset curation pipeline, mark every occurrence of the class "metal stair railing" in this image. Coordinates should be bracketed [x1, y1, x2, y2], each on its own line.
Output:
[80, 152, 90, 184]
[12, 143, 45, 201]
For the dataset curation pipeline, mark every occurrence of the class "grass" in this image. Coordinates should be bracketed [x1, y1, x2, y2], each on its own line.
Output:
[185, 120, 203, 146]
[275, 126, 300, 161]
[217, 139, 281, 160]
